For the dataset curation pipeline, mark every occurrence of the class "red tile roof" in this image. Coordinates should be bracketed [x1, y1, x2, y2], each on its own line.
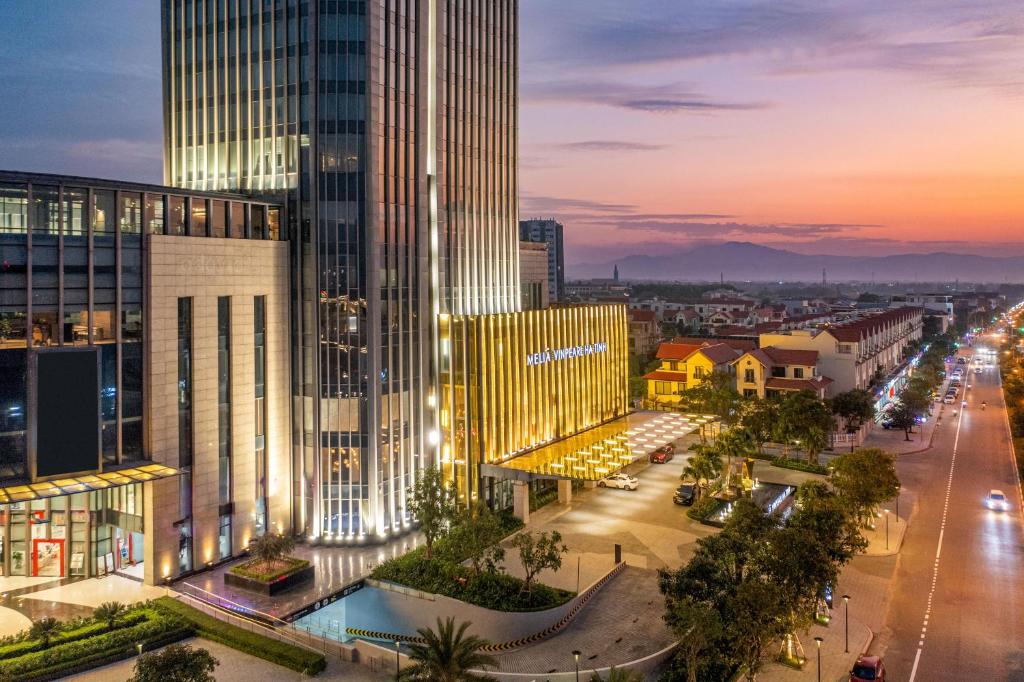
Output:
[675, 336, 757, 352]
[655, 343, 703, 360]
[643, 370, 688, 382]
[765, 376, 834, 391]
[695, 343, 742, 365]
[761, 347, 820, 366]
[629, 309, 657, 322]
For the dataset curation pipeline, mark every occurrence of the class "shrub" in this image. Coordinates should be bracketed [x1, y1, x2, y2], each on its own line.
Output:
[228, 556, 308, 582]
[686, 496, 722, 521]
[0, 612, 148, 661]
[771, 457, 829, 475]
[153, 597, 326, 675]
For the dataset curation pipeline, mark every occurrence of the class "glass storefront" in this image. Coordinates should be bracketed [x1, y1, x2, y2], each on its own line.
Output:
[0, 484, 143, 578]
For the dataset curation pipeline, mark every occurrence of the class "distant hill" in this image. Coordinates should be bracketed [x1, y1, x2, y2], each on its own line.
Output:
[570, 241, 1024, 283]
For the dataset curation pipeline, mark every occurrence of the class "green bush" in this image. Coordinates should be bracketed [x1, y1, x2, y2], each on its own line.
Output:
[0, 612, 148, 661]
[153, 597, 326, 675]
[371, 512, 571, 611]
[0, 608, 192, 681]
[686, 495, 723, 521]
[771, 457, 829, 475]
[228, 557, 309, 582]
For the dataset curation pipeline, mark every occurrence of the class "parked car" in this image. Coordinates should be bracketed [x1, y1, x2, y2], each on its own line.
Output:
[673, 483, 698, 506]
[957, 357, 968, 364]
[987, 489, 1009, 511]
[598, 472, 639, 490]
[974, 366, 983, 374]
[850, 655, 885, 681]
[649, 445, 675, 464]
[943, 395, 956, 404]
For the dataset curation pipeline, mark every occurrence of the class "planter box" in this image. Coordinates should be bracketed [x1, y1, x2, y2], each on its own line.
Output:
[225, 563, 314, 596]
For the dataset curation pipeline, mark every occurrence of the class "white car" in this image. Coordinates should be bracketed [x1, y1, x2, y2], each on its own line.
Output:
[987, 489, 1009, 511]
[598, 472, 639, 490]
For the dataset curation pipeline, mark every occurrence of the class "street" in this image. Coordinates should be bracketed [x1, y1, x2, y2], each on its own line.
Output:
[876, 350, 1024, 680]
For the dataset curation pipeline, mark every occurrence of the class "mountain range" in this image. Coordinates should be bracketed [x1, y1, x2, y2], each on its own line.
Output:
[570, 242, 1024, 283]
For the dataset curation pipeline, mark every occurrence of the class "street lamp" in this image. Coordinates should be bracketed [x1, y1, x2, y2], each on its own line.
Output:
[394, 640, 401, 681]
[814, 636, 824, 682]
[884, 508, 890, 550]
[842, 594, 851, 653]
[572, 650, 581, 682]
[894, 484, 901, 519]
[136, 642, 143, 657]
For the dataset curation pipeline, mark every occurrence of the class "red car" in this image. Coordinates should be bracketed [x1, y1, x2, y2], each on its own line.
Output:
[649, 445, 674, 463]
[850, 655, 885, 681]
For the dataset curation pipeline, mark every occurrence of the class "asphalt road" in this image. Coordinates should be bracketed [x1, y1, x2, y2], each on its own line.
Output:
[878, 348, 1024, 681]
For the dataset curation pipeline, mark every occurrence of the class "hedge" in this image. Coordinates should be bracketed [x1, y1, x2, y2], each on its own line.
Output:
[686, 495, 723, 521]
[0, 607, 192, 681]
[153, 597, 327, 675]
[771, 457, 829, 476]
[0, 611, 148, 661]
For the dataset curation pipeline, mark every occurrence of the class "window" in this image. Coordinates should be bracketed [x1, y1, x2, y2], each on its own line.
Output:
[743, 388, 757, 398]
[31, 185, 59, 234]
[250, 205, 265, 239]
[693, 366, 705, 379]
[0, 183, 27, 233]
[120, 193, 141, 233]
[793, 367, 805, 379]
[744, 368, 755, 383]
[772, 366, 786, 378]
[167, 196, 185, 235]
[177, 298, 193, 468]
[217, 297, 232, 556]
[210, 200, 226, 237]
[254, 296, 267, 536]
[655, 381, 673, 395]
[190, 198, 207, 236]
[93, 190, 115, 234]
[230, 202, 245, 238]
[146, 195, 165, 234]
[267, 207, 280, 240]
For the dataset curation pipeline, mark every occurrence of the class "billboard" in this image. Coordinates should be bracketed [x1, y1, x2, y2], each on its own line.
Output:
[35, 348, 100, 478]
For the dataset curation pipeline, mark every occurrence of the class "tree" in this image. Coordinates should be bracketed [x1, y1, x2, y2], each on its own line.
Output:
[663, 597, 723, 682]
[400, 617, 497, 681]
[886, 401, 917, 441]
[129, 644, 219, 682]
[678, 370, 742, 428]
[510, 530, 568, 595]
[407, 465, 459, 560]
[454, 501, 506, 575]
[93, 601, 126, 631]
[716, 427, 755, 488]
[28, 617, 61, 649]
[684, 440, 723, 493]
[777, 391, 834, 465]
[247, 532, 295, 572]
[740, 398, 779, 453]
[830, 448, 900, 527]
[790, 482, 867, 566]
[725, 578, 790, 680]
[829, 389, 875, 432]
[590, 668, 644, 682]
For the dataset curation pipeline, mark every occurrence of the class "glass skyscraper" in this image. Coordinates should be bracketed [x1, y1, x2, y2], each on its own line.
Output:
[161, 0, 520, 540]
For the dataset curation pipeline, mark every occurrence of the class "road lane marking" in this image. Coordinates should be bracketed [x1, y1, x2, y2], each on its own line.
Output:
[909, 383, 966, 682]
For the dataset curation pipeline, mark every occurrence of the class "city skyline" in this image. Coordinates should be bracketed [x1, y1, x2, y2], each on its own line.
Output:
[1, 0, 1023, 267]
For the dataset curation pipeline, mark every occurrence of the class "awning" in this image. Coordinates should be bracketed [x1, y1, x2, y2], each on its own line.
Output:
[482, 411, 718, 482]
[0, 463, 179, 504]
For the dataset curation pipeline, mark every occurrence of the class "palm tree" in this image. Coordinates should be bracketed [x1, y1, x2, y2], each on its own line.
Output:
[400, 618, 498, 681]
[94, 601, 126, 631]
[29, 617, 62, 649]
[682, 451, 719, 496]
[716, 427, 754, 488]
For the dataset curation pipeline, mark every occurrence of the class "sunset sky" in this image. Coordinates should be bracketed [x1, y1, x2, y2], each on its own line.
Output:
[1, 1, 1022, 267]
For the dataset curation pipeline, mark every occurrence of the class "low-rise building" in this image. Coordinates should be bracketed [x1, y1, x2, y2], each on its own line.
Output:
[734, 347, 833, 399]
[519, 240, 550, 310]
[627, 309, 660, 357]
[643, 341, 740, 405]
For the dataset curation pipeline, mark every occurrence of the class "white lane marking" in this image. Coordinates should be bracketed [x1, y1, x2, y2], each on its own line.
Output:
[909, 372, 966, 682]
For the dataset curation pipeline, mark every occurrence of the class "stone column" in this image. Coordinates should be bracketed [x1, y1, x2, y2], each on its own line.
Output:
[512, 481, 530, 523]
[557, 479, 573, 505]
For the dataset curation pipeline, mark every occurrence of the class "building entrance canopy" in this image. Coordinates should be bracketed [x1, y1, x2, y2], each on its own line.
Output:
[481, 411, 717, 482]
[0, 464, 179, 504]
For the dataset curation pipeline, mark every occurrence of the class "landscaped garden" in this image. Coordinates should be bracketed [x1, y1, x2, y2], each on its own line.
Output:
[0, 597, 326, 680]
[371, 466, 575, 611]
[225, 533, 313, 595]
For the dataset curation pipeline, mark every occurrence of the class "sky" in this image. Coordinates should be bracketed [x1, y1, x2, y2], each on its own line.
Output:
[1, 1, 1022, 268]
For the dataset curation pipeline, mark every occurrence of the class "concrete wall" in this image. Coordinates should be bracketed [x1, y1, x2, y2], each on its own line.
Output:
[144, 235, 291, 584]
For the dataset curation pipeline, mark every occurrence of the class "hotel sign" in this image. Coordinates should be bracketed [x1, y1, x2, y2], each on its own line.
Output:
[526, 342, 608, 367]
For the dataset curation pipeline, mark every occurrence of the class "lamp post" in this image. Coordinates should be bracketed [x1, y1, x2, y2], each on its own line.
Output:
[842, 594, 850, 653]
[573, 650, 581, 682]
[814, 636, 823, 682]
[136, 642, 143, 657]
[884, 508, 890, 550]
[894, 485, 900, 519]
[394, 640, 401, 681]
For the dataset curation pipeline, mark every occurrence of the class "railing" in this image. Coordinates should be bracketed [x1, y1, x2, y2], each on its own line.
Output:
[171, 583, 356, 661]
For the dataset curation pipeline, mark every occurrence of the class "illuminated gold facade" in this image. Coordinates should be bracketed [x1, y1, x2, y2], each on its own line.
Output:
[439, 305, 629, 501]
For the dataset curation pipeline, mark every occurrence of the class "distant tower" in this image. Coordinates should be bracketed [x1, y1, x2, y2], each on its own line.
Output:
[720, 272, 724, 285]
[822, 268, 827, 288]
[613, 264, 619, 282]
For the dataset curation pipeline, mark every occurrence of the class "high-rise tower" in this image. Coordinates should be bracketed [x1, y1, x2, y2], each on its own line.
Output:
[162, 0, 520, 540]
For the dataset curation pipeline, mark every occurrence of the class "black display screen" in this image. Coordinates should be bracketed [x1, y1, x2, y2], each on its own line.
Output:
[36, 349, 99, 477]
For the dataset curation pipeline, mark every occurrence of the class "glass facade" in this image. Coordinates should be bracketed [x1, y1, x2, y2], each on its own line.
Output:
[177, 297, 194, 573]
[217, 296, 232, 559]
[163, 0, 521, 540]
[254, 295, 268, 535]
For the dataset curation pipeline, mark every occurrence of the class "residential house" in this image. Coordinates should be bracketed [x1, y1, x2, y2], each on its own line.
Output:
[628, 309, 660, 357]
[734, 347, 833, 399]
[644, 341, 741, 405]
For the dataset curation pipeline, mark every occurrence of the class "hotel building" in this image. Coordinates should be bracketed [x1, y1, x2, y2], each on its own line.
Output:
[0, 171, 289, 583]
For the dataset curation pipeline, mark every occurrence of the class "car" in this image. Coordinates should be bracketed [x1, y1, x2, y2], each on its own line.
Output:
[975, 366, 983, 374]
[881, 419, 896, 429]
[957, 357, 968, 364]
[943, 395, 956, 404]
[598, 472, 638, 490]
[649, 445, 675, 464]
[850, 655, 885, 681]
[673, 483, 698, 506]
[987, 489, 1009, 511]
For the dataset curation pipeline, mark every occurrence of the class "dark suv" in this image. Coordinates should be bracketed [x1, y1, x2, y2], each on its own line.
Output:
[673, 483, 697, 506]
